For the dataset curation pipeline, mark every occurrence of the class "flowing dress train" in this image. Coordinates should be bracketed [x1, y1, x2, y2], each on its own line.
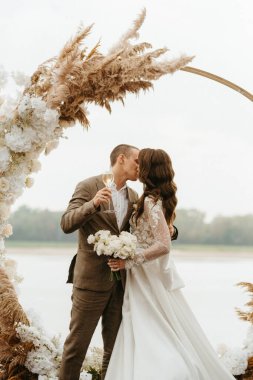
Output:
[105, 197, 234, 380]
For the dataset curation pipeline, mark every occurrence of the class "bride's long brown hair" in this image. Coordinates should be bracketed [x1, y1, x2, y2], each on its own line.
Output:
[134, 148, 177, 224]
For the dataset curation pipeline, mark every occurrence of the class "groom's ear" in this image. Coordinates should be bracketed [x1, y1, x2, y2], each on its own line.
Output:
[118, 154, 125, 164]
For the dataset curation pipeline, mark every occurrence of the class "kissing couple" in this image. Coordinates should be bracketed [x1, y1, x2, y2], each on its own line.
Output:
[59, 144, 234, 380]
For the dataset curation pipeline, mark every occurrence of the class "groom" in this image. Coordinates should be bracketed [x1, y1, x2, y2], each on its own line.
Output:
[59, 144, 140, 380]
[59, 144, 178, 380]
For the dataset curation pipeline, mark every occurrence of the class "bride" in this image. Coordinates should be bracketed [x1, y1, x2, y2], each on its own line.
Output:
[106, 148, 234, 380]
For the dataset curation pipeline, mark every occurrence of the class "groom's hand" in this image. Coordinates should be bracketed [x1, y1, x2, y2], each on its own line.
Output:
[108, 259, 125, 271]
[169, 224, 178, 240]
[169, 224, 174, 237]
[93, 188, 112, 208]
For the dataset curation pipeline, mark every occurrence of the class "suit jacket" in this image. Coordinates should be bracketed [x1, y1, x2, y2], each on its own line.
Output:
[61, 175, 139, 291]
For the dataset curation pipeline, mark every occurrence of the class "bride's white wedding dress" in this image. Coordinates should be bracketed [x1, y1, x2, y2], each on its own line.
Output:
[105, 197, 234, 380]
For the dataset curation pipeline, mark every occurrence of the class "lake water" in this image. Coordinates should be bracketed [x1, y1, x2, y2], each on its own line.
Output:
[6, 246, 253, 352]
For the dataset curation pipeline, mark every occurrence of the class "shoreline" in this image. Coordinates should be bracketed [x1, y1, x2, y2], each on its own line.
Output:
[5, 244, 253, 260]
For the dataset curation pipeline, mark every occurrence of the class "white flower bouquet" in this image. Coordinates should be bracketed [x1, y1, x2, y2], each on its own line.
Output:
[87, 230, 137, 280]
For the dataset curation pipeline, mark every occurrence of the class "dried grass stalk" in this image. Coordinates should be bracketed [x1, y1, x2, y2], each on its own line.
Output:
[236, 282, 253, 324]
[0, 269, 36, 380]
[24, 9, 193, 127]
[248, 357, 253, 369]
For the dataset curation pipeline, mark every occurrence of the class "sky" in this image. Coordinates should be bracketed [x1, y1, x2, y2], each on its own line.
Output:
[1, 0, 252, 220]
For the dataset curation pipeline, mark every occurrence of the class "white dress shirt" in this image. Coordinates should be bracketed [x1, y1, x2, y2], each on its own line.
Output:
[111, 182, 128, 230]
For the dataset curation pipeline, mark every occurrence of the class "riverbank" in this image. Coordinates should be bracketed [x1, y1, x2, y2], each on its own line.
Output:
[5, 241, 253, 260]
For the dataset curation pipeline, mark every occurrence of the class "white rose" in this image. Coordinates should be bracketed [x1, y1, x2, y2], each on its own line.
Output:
[115, 245, 135, 259]
[96, 230, 111, 242]
[119, 231, 132, 237]
[119, 235, 131, 245]
[87, 235, 95, 244]
[5, 125, 37, 153]
[96, 242, 105, 256]
[119, 231, 137, 245]
[109, 239, 122, 253]
[115, 248, 129, 259]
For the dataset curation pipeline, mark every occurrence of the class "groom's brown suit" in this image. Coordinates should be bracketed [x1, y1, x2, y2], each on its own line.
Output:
[59, 175, 138, 380]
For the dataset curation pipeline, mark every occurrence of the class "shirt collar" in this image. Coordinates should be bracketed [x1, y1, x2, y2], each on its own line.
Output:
[111, 182, 127, 192]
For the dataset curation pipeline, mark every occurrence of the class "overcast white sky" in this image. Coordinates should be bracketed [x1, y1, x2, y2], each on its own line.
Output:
[1, 0, 252, 220]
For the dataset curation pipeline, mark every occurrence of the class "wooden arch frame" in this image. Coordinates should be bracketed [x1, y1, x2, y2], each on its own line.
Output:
[181, 66, 253, 102]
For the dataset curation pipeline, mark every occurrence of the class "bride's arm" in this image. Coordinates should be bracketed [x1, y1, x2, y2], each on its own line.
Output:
[125, 197, 171, 269]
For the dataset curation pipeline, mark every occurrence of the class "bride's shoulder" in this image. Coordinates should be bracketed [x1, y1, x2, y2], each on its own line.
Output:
[144, 196, 163, 209]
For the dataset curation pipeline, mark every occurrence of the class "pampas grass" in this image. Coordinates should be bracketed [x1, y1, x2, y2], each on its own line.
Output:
[236, 282, 253, 323]
[0, 269, 37, 380]
[26, 9, 193, 127]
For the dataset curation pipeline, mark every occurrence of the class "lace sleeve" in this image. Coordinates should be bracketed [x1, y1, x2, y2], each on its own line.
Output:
[126, 197, 171, 269]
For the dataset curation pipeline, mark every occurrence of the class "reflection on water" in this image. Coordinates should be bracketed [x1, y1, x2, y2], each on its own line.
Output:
[7, 247, 252, 350]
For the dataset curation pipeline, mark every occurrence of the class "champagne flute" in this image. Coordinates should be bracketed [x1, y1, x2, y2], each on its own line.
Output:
[102, 171, 114, 213]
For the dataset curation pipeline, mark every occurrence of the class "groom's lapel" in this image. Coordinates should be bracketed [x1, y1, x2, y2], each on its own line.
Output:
[96, 175, 119, 232]
[120, 187, 136, 232]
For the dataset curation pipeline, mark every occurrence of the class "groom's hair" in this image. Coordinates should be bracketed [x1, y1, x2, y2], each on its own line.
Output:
[110, 144, 139, 166]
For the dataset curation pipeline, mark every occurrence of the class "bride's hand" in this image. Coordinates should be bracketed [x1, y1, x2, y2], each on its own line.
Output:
[108, 259, 125, 271]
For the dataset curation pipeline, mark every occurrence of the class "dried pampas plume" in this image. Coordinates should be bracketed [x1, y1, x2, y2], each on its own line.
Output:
[26, 8, 193, 128]
[236, 282, 253, 324]
[109, 8, 147, 54]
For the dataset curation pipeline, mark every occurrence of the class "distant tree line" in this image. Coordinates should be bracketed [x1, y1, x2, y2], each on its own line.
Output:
[175, 209, 253, 245]
[8, 206, 253, 245]
[9, 206, 76, 243]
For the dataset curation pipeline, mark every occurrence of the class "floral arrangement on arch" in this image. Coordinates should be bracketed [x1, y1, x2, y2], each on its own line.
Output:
[0, 10, 193, 379]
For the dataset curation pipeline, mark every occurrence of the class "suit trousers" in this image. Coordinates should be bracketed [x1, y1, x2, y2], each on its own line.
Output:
[59, 281, 124, 380]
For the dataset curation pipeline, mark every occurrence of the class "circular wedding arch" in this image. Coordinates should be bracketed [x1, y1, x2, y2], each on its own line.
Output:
[0, 14, 252, 378]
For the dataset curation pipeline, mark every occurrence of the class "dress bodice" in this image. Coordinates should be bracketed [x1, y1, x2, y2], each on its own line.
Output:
[126, 197, 171, 265]
[127, 196, 185, 291]
[130, 198, 164, 250]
